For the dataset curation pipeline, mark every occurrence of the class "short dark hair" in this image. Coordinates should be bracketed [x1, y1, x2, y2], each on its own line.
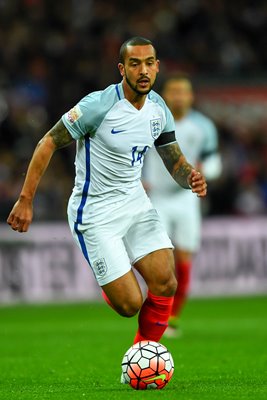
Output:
[164, 71, 192, 84]
[119, 36, 156, 64]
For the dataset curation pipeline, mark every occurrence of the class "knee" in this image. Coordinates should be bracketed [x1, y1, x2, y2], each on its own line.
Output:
[151, 273, 177, 297]
[162, 275, 177, 297]
[157, 260, 178, 297]
[157, 250, 177, 296]
[117, 295, 143, 318]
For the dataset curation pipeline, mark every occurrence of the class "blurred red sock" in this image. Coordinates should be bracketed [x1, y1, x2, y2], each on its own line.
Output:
[133, 291, 174, 344]
[171, 260, 191, 318]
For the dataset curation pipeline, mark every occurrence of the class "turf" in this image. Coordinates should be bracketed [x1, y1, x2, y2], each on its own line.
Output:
[0, 296, 266, 400]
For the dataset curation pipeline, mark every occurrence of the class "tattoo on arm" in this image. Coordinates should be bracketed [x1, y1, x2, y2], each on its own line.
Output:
[157, 142, 193, 188]
[48, 120, 74, 149]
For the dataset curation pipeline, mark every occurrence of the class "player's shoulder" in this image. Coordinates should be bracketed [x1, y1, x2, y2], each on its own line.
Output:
[81, 84, 119, 108]
[189, 110, 217, 133]
[64, 84, 120, 136]
[148, 90, 172, 119]
[189, 109, 212, 123]
[148, 90, 175, 133]
[148, 90, 167, 108]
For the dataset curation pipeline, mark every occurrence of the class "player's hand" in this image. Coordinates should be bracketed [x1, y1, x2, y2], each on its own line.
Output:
[7, 197, 33, 233]
[187, 169, 207, 198]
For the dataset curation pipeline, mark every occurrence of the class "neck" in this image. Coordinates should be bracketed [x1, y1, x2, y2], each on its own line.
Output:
[172, 109, 189, 121]
[122, 80, 147, 110]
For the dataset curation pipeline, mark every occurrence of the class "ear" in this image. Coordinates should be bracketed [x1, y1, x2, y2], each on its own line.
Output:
[156, 59, 160, 73]
[118, 63, 125, 77]
[190, 91, 195, 105]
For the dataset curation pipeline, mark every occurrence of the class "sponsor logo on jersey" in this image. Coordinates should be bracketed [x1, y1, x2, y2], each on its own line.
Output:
[150, 118, 162, 139]
[93, 258, 107, 276]
[66, 105, 83, 124]
[111, 128, 126, 134]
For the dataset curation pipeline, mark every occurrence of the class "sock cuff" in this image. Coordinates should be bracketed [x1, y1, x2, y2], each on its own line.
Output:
[147, 290, 174, 305]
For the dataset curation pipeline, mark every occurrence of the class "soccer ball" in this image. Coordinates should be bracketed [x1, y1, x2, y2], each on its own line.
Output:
[121, 340, 174, 390]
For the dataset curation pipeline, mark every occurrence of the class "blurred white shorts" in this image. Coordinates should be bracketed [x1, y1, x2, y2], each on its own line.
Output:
[150, 189, 202, 253]
[68, 186, 173, 286]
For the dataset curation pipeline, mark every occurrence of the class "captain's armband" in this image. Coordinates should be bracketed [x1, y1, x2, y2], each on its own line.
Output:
[154, 131, 176, 147]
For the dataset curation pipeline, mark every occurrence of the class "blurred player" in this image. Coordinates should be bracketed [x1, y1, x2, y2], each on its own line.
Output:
[143, 73, 222, 337]
[7, 38, 207, 358]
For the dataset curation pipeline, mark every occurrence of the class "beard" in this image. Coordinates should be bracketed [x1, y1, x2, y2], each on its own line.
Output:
[125, 73, 155, 95]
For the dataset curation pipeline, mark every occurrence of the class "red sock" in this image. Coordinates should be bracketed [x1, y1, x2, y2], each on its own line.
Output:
[171, 260, 191, 318]
[133, 291, 174, 344]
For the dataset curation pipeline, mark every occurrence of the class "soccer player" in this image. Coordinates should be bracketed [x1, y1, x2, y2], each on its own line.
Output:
[143, 72, 222, 337]
[7, 38, 207, 351]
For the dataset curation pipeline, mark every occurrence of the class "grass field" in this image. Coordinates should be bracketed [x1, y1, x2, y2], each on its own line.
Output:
[0, 296, 267, 400]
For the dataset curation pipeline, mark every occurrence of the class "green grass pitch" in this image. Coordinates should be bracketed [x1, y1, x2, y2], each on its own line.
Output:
[0, 296, 266, 400]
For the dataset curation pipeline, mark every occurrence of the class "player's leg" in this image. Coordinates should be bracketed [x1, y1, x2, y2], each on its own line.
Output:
[135, 248, 176, 297]
[68, 213, 145, 318]
[133, 248, 177, 343]
[101, 269, 143, 317]
[165, 248, 192, 337]
[166, 192, 201, 337]
[173, 248, 192, 317]
[123, 194, 177, 343]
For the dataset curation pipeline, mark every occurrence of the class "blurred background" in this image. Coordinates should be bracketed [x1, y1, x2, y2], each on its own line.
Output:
[0, 0, 267, 303]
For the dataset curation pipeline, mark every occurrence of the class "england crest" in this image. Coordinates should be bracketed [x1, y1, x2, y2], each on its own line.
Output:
[93, 258, 108, 277]
[150, 118, 162, 139]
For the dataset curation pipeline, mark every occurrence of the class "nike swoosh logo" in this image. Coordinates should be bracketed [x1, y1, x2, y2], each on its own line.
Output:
[111, 128, 126, 134]
[143, 373, 166, 383]
[156, 321, 168, 326]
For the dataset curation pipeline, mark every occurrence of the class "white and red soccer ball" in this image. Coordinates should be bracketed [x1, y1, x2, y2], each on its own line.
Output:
[121, 340, 174, 390]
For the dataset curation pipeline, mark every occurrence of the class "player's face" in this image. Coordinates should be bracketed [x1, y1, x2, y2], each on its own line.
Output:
[162, 79, 194, 115]
[118, 45, 159, 95]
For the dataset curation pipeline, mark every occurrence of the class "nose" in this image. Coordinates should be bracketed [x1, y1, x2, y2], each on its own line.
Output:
[140, 62, 148, 75]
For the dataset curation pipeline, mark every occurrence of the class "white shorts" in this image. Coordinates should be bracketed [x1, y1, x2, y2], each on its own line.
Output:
[150, 189, 201, 252]
[68, 186, 173, 286]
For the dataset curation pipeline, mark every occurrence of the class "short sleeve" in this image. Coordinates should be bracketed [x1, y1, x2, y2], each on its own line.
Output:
[61, 92, 102, 140]
[162, 105, 176, 133]
[148, 90, 176, 133]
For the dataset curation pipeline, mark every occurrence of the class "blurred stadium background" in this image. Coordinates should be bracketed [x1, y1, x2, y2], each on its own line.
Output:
[1, 0, 267, 303]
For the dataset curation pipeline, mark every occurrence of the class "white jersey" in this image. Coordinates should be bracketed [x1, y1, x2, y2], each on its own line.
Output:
[144, 110, 220, 196]
[62, 82, 175, 224]
[143, 110, 221, 251]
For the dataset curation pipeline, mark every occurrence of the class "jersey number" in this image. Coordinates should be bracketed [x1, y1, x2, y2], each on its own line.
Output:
[131, 146, 148, 166]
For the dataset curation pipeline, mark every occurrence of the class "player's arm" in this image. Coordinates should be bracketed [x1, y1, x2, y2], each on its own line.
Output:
[7, 120, 74, 233]
[156, 141, 207, 197]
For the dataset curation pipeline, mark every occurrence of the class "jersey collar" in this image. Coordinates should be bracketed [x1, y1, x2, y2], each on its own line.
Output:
[115, 82, 125, 100]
